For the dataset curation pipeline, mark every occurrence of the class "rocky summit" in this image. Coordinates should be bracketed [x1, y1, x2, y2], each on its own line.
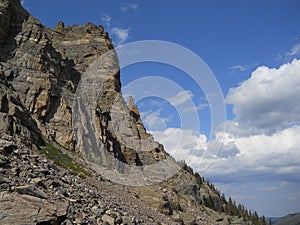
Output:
[0, 0, 265, 224]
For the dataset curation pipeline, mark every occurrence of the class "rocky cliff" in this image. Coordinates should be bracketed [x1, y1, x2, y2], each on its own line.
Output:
[0, 0, 262, 224]
[0, 0, 166, 167]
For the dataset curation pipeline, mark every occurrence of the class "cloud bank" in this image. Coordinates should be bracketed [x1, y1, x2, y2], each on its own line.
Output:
[151, 58, 300, 185]
[227, 59, 300, 135]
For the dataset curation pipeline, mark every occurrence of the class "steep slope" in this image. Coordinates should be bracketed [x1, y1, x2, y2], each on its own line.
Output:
[0, 0, 266, 224]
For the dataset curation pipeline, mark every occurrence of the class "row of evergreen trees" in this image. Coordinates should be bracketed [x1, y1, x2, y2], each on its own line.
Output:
[181, 162, 270, 225]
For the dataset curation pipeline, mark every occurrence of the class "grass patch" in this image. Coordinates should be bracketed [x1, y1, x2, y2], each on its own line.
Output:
[40, 141, 91, 179]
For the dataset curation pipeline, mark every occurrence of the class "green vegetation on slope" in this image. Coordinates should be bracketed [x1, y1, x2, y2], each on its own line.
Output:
[40, 140, 91, 178]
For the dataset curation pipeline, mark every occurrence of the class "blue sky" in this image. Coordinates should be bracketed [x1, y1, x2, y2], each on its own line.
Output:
[22, 0, 300, 217]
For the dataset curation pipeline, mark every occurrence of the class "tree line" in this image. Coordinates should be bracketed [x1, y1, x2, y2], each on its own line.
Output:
[181, 161, 269, 225]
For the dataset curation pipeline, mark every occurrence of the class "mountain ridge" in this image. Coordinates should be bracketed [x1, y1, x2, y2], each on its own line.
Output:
[272, 212, 300, 225]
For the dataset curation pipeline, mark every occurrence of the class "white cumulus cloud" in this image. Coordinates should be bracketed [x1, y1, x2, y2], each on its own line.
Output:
[230, 64, 249, 73]
[121, 3, 139, 12]
[140, 110, 171, 131]
[209, 126, 300, 180]
[153, 125, 300, 182]
[150, 59, 300, 185]
[285, 43, 300, 59]
[102, 15, 111, 28]
[168, 90, 193, 106]
[183, 103, 208, 113]
[101, 15, 130, 46]
[226, 59, 300, 135]
[151, 128, 207, 162]
[288, 191, 300, 201]
[111, 27, 130, 45]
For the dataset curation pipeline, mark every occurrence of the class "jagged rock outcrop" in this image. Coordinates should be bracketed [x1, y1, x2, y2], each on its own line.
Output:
[0, 0, 260, 224]
[0, 0, 166, 166]
[0, 70, 42, 146]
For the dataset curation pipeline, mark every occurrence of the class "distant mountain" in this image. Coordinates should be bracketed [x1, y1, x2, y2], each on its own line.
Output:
[273, 212, 300, 225]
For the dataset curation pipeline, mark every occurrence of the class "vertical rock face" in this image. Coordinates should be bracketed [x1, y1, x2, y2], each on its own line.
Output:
[0, 0, 28, 47]
[0, 75, 41, 146]
[0, 0, 167, 165]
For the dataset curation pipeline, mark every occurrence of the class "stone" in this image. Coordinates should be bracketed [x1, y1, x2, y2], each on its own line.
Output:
[116, 215, 123, 224]
[16, 185, 48, 199]
[0, 192, 68, 224]
[0, 138, 16, 155]
[171, 213, 184, 224]
[56, 21, 65, 33]
[102, 214, 116, 225]
[31, 177, 42, 184]
[159, 200, 173, 215]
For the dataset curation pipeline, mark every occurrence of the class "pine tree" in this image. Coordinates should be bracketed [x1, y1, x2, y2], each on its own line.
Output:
[221, 193, 227, 205]
[195, 172, 202, 185]
[261, 215, 267, 225]
[252, 210, 259, 225]
[233, 200, 238, 216]
[203, 196, 207, 207]
[225, 197, 234, 215]
[209, 194, 214, 210]
[249, 210, 252, 218]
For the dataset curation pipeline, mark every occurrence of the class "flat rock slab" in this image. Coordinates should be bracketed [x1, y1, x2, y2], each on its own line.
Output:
[0, 192, 68, 225]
